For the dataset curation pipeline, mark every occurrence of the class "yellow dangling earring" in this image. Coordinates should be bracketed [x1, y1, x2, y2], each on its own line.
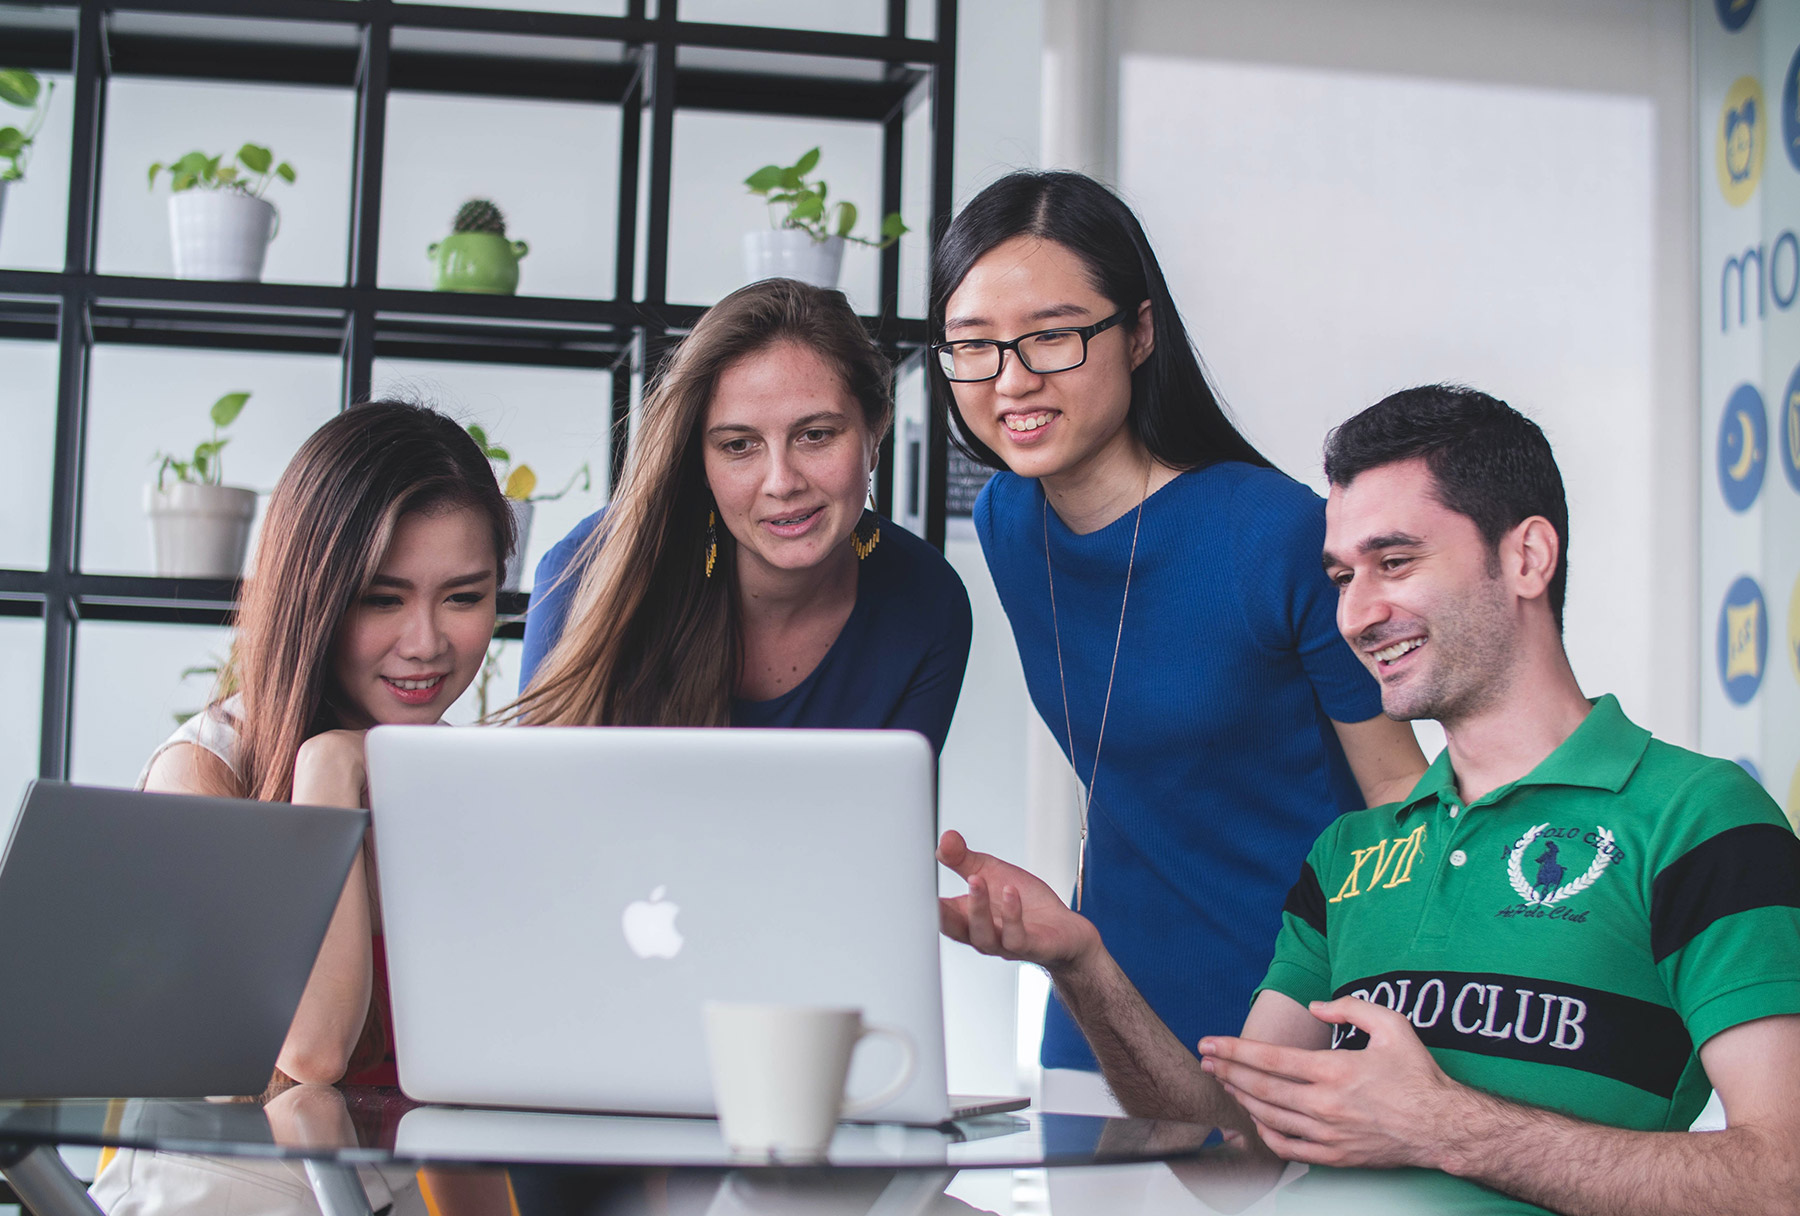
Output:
[850, 512, 880, 561]
[704, 510, 718, 578]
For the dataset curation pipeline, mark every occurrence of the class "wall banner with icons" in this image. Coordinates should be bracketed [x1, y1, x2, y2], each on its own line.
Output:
[1699, 0, 1800, 836]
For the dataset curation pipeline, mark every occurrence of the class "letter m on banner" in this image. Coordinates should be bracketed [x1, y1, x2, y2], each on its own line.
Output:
[1329, 825, 1427, 903]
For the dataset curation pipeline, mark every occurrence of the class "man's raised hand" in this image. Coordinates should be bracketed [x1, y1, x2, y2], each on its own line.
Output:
[936, 830, 1101, 971]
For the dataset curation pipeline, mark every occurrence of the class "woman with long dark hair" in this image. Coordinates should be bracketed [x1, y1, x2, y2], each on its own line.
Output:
[138, 400, 513, 1086]
[516, 278, 971, 750]
[929, 171, 1426, 1110]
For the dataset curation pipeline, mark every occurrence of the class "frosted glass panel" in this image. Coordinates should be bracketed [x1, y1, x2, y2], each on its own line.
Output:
[0, 618, 44, 812]
[678, 0, 884, 36]
[0, 71, 73, 271]
[0, 340, 58, 570]
[80, 347, 341, 575]
[370, 359, 612, 591]
[381, 94, 621, 299]
[97, 78, 355, 284]
[69, 621, 233, 789]
[667, 111, 883, 312]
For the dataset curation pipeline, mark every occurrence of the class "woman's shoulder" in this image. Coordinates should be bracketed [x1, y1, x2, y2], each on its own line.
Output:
[1200, 462, 1325, 541]
[861, 516, 973, 630]
[137, 694, 245, 791]
[535, 505, 609, 583]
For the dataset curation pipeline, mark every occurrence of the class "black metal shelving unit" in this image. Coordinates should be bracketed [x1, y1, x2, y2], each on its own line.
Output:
[0, 0, 959, 780]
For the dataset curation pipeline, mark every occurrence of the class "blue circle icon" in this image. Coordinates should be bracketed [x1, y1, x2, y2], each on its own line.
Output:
[1738, 757, 1764, 786]
[1786, 45, 1800, 172]
[1783, 361, 1800, 495]
[1717, 0, 1756, 31]
[1717, 575, 1768, 705]
[1718, 382, 1767, 511]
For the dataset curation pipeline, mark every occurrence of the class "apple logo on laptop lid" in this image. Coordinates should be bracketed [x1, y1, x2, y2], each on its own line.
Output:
[622, 886, 684, 959]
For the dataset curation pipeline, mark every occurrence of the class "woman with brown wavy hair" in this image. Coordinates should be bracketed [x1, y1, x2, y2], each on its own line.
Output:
[516, 278, 971, 752]
[137, 399, 512, 1086]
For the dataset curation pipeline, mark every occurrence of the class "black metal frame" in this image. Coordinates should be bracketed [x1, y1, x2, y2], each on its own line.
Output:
[0, 0, 958, 780]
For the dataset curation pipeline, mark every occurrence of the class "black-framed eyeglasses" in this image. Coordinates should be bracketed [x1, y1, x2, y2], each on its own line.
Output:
[930, 307, 1135, 383]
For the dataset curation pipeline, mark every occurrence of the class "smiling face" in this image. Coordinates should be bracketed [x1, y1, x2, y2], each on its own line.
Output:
[942, 235, 1152, 484]
[329, 504, 498, 726]
[1323, 459, 1518, 725]
[701, 340, 877, 582]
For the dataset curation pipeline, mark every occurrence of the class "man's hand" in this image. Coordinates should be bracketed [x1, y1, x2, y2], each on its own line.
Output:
[936, 830, 1101, 972]
[1198, 996, 1464, 1170]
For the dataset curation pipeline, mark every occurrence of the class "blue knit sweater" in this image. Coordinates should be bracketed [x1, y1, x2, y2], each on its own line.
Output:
[975, 463, 1382, 1070]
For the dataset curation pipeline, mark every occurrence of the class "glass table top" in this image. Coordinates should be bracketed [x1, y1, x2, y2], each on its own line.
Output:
[0, 1086, 1224, 1172]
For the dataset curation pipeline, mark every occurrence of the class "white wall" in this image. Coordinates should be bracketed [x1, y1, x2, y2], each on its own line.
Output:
[1101, 0, 1699, 747]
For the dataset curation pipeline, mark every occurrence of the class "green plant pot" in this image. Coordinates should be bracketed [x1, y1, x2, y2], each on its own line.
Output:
[428, 231, 529, 295]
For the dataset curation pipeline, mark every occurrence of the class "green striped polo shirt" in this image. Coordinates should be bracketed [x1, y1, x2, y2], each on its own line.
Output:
[1258, 693, 1800, 1134]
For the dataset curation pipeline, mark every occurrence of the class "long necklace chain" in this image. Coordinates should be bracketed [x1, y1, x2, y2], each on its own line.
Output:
[1045, 464, 1150, 912]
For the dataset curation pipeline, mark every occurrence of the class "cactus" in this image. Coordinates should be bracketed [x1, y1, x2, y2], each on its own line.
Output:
[453, 199, 507, 236]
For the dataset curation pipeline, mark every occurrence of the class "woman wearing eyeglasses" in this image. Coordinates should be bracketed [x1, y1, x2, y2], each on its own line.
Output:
[930, 171, 1426, 1114]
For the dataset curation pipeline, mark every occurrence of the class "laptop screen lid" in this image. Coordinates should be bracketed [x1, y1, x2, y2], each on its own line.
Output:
[365, 725, 951, 1124]
[0, 781, 368, 1099]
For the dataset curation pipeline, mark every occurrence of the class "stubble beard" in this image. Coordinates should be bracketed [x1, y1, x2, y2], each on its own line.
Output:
[1379, 577, 1518, 727]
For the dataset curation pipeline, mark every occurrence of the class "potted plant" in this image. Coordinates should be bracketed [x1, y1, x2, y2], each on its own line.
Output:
[148, 144, 296, 281]
[430, 200, 530, 295]
[146, 391, 258, 578]
[0, 68, 53, 238]
[743, 147, 907, 290]
[466, 422, 590, 590]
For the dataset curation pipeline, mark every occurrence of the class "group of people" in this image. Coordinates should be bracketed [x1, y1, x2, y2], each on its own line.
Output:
[114, 169, 1798, 1216]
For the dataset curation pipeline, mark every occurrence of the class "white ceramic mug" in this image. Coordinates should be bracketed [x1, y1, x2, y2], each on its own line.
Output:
[702, 1002, 916, 1161]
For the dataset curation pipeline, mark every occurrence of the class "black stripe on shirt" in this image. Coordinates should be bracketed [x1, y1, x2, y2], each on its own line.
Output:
[1650, 823, 1800, 963]
[1283, 862, 1327, 936]
[1331, 969, 1692, 1099]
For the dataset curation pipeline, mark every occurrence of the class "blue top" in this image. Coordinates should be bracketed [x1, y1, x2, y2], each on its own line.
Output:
[519, 510, 974, 756]
[974, 463, 1383, 1070]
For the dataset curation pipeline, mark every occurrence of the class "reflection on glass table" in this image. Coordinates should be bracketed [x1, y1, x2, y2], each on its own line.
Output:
[0, 1085, 1233, 1216]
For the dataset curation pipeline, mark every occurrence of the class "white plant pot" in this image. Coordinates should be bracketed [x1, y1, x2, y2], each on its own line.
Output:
[145, 483, 258, 579]
[504, 498, 534, 591]
[168, 191, 278, 281]
[742, 230, 846, 290]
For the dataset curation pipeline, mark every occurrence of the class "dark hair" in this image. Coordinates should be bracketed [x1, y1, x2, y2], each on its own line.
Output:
[230, 399, 514, 802]
[927, 170, 1268, 472]
[1323, 384, 1569, 629]
[515, 277, 892, 728]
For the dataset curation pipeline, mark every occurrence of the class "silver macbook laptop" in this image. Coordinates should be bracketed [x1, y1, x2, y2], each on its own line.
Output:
[366, 726, 1025, 1125]
[0, 780, 368, 1099]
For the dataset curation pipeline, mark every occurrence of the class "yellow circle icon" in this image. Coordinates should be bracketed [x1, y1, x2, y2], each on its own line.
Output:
[1716, 76, 1766, 206]
[1790, 569, 1800, 686]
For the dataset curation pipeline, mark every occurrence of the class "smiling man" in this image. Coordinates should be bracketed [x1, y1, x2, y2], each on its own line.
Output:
[940, 385, 1800, 1215]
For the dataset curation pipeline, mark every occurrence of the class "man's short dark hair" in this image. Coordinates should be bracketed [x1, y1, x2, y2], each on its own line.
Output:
[1323, 385, 1569, 631]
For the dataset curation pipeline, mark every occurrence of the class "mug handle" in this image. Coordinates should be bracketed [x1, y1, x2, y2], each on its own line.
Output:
[839, 1024, 916, 1117]
[511, 240, 530, 258]
[268, 205, 281, 243]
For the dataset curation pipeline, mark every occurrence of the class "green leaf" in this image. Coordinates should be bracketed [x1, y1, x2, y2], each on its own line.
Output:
[275, 162, 295, 184]
[834, 200, 857, 238]
[777, 166, 803, 190]
[794, 146, 820, 176]
[236, 143, 272, 174]
[210, 391, 250, 429]
[745, 165, 785, 193]
[194, 439, 226, 463]
[0, 70, 40, 109]
[214, 165, 238, 184]
[172, 151, 212, 178]
[0, 128, 24, 157]
[171, 172, 197, 192]
[487, 445, 509, 464]
[147, 161, 163, 188]
[791, 193, 823, 222]
[193, 450, 210, 481]
[880, 212, 908, 239]
[467, 423, 490, 450]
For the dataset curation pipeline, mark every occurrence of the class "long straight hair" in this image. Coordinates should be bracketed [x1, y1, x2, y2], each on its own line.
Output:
[227, 401, 513, 803]
[928, 170, 1270, 472]
[514, 278, 893, 728]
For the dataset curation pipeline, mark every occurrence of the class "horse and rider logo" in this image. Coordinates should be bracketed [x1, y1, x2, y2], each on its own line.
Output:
[1503, 824, 1618, 910]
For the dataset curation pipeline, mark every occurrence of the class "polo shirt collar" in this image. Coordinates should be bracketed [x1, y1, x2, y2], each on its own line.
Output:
[1391, 694, 1651, 822]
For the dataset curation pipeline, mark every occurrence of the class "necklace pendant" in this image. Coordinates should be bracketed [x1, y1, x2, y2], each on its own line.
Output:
[1074, 823, 1088, 913]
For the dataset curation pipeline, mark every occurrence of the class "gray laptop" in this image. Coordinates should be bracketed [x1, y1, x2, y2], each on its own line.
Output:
[0, 780, 368, 1099]
[366, 726, 1027, 1125]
